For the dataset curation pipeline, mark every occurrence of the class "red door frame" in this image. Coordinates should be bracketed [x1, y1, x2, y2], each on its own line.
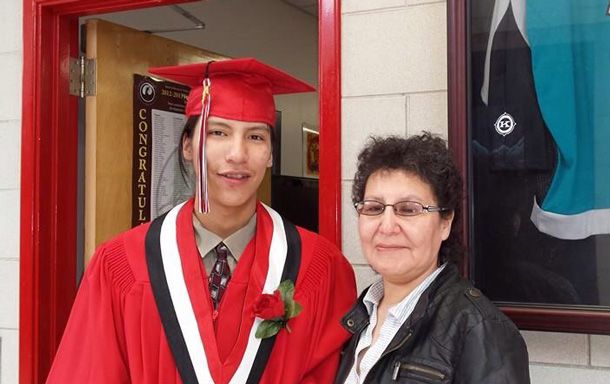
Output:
[20, 0, 342, 382]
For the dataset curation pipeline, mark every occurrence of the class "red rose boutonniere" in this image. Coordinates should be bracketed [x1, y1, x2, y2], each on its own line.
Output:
[253, 290, 284, 320]
[253, 280, 302, 339]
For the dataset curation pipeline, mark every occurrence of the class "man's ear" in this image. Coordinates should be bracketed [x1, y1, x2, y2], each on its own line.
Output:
[182, 134, 193, 161]
[267, 125, 274, 168]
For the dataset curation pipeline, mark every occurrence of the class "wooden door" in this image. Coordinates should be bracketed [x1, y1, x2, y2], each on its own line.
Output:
[84, 19, 228, 262]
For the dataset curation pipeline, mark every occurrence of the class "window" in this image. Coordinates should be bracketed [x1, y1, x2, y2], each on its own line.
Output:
[449, 0, 610, 333]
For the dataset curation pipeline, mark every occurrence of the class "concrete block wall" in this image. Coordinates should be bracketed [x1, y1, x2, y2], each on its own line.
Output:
[0, 0, 21, 382]
[341, 0, 448, 291]
[524, 332, 610, 382]
[340, 0, 610, 382]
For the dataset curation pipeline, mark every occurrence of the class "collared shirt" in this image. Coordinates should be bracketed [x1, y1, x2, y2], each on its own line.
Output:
[192, 213, 257, 275]
[344, 264, 446, 384]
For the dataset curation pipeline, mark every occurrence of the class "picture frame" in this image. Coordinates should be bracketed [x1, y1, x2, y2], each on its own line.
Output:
[301, 123, 319, 178]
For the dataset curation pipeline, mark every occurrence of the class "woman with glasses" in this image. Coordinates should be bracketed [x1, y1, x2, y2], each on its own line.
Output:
[334, 133, 530, 384]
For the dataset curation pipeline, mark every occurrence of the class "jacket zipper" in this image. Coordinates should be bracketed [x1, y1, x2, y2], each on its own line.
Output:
[379, 328, 413, 362]
[362, 329, 413, 384]
[392, 361, 446, 381]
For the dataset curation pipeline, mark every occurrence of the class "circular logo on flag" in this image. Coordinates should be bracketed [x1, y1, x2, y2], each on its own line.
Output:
[139, 81, 156, 104]
[494, 112, 516, 136]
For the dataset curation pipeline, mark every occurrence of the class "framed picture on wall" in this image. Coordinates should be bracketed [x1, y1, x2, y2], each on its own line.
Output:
[302, 123, 319, 178]
[448, 0, 610, 334]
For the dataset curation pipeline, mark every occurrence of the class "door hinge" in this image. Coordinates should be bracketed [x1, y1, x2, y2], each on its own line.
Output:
[69, 56, 96, 98]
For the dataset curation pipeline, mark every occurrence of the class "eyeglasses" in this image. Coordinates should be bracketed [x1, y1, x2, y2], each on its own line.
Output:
[354, 200, 449, 217]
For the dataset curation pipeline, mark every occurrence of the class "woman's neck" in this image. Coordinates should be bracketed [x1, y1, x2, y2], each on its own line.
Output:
[381, 280, 416, 307]
[380, 269, 436, 307]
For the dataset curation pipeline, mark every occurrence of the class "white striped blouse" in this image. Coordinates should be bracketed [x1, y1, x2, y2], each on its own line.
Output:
[343, 264, 446, 384]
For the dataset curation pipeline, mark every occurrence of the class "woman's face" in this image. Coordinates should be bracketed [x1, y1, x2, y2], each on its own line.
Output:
[358, 170, 453, 286]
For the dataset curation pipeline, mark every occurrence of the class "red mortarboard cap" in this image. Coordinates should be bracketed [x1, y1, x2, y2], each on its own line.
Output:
[148, 58, 315, 213]
[149, 58, 315, 126]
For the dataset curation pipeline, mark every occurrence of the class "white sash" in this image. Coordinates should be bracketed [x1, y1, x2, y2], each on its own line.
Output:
[159, 202, 287, 384]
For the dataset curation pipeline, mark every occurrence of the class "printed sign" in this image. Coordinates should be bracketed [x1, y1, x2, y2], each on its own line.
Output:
[132, 75, 192, 226]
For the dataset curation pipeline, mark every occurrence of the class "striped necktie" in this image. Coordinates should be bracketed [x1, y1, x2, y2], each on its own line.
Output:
[208, 242, 231, 309]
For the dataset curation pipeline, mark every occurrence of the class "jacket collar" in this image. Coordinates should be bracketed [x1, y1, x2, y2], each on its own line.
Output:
[340, 264, 460, 335]
[340, 286, 371, 335]
[335, 265, 461, 384]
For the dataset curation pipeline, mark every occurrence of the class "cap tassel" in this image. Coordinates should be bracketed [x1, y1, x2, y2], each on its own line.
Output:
[196, 76, 212, 213]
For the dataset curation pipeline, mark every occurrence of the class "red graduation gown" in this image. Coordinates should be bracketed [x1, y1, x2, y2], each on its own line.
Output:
[46, 199, 356, 384]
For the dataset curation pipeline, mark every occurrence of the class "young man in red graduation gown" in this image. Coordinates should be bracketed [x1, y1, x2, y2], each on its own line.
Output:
[46, 58, 356, 384]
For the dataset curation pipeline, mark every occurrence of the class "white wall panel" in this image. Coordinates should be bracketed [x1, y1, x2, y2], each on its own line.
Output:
[0, 0, 21, 53]
[407, 0, 446, 6]
[352, 265, 379, 294]
[522, 331, 589, 366]
[341, 180, 366, 264]
[0, 190, 19, 260]
[406, 91, 448, 137]
[341, 96, 407, 180]
[0, 328, 19, 384]
[342, 4, 446, 97]
[0, 259, 19, 329]
[0, 52, 22, 121]
[591, 335, 610, 368]
[530, 364, 610, 384]
[342, 0, 406, 14]
[0, 120, 20, 190]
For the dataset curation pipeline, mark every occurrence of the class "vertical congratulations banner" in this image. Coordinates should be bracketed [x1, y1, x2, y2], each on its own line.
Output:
[132, 75, 191, 226]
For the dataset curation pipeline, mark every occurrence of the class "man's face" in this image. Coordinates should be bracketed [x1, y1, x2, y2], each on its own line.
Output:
[183, 116, 272, 213]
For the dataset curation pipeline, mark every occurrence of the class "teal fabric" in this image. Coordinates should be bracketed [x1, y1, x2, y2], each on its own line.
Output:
[527, 0, 610, 215]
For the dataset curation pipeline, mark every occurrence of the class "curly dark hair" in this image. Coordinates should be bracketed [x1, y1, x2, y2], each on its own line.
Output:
[352, 132, 464, 264]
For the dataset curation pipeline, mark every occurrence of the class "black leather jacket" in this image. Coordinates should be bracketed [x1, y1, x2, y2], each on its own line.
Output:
[333, 264, 530, 384]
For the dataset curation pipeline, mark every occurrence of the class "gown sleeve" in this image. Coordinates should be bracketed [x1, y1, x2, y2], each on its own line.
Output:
[46, 237, 135, 384]
[297, 235, 357, 384]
